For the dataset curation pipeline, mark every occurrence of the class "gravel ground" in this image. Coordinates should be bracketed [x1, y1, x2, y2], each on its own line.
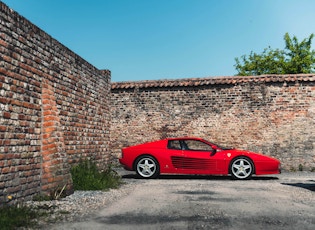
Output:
[26, 178, 140, 227]
[27, 170, 315, 230]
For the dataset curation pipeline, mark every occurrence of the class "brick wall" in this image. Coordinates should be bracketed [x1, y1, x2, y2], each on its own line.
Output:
[0, 2, 111, 204]
[1, 1, 315, 206]
[111, 75, 315, 171]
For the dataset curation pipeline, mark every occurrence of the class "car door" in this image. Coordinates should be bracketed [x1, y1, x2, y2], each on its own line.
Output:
[178, 139, 218, 174]
[163, 139, 185, 173]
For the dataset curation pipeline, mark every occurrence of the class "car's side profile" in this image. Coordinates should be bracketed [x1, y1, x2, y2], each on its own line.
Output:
[119, 137, 281, 180]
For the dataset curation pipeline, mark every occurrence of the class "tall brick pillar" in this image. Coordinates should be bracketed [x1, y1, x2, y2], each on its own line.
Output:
[41, 79, 73, 196]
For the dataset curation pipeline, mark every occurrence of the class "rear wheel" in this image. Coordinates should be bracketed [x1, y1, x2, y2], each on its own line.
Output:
[230, 157, 254, 180]
[135, 155, 160, 179]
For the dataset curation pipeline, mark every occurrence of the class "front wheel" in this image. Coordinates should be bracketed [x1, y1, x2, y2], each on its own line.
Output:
[135, 155, 160, 179]
[230, 157, 254, 180]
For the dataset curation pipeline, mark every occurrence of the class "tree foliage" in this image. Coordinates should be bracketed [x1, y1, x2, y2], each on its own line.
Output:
[234, 33, 315, 76]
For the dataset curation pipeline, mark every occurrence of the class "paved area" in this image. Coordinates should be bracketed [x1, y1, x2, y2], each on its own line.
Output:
[50, 172, 315, 230]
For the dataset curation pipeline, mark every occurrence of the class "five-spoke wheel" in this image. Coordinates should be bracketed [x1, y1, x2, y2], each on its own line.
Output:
[230, 157, 254, 179]
[135, 155, 160, 179]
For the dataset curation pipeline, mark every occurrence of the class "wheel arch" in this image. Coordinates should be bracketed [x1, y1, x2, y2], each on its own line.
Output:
[133, 154, 159, 171]
[228, 155, 256, 175]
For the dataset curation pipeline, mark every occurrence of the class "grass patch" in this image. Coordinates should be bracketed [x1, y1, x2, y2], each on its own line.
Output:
[32, 193, 53, 202]
[70, 159, 123, 191]
[0, 160, 122, 229]
[0, 205, 39, 230]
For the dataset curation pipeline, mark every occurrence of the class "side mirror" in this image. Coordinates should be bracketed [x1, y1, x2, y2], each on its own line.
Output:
[210, 149, 217, 156]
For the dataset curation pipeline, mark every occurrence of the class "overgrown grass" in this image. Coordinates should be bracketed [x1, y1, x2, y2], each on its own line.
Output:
[70, 159, 123, 191]
[0, 205, 38, 230]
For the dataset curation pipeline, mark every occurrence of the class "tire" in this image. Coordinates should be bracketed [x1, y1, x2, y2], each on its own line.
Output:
[135, 155, 160, 179]
[230, 157, 254, 180]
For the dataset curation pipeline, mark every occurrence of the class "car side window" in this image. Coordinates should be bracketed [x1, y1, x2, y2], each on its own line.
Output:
[167, 140, 181, 150]
[183, 140, 213, 151]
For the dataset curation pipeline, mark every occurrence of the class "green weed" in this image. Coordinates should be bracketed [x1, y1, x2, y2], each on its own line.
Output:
[0, 205, 39, 230]
[70, 159, 123, 191]
[32, 194, 52, 202]
[289, 166, 296, 172]
[0, 160, 122, 229]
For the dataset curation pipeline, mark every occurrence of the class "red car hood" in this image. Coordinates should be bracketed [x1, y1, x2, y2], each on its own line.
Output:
[220, 149, 279, 161]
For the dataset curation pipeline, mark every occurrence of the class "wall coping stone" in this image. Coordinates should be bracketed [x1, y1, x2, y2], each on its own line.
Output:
[111, 74, 315, 89]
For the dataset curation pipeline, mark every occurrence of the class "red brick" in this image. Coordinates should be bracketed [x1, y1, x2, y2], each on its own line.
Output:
[44, 116, 58, 122]
[0, 39, 8, 47]
[3, 112, 10, 119]
[43, 121, 55, 127]
[43, 127, 55, 133]
[15, 133, 26, 139]
[0, 97, 9, 104]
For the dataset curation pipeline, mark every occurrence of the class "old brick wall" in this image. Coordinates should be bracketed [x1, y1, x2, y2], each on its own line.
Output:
[0, 2, 111, 204]
[111, 75, 315, 171]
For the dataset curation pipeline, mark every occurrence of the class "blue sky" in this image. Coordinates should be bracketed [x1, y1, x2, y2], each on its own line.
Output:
[2, 0, 315, 82]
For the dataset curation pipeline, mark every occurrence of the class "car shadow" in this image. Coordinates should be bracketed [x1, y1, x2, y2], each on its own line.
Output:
[282, 181, 315, 192]
[122, 174, 279, 181]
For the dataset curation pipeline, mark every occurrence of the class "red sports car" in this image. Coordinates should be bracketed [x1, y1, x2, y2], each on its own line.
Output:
[119, 137, 281, 180]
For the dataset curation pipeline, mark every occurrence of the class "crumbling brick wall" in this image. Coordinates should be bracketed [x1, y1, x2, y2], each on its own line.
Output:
[0, 2, 111, 204]
[111, 75, 315, 171]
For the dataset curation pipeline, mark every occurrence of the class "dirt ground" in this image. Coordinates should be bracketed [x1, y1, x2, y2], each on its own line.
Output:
[50, 171, 315, 230]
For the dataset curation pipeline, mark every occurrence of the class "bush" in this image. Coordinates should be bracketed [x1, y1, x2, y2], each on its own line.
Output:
[0, 205, 38, 230]
[70, 159, 122, 191]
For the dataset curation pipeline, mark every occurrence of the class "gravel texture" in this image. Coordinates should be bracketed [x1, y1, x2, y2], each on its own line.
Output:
[26, 176, 139, 227]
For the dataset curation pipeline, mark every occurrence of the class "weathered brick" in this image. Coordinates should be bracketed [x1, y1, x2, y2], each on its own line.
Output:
[3, 112, 10, 119]
[0, 1, 110, 204]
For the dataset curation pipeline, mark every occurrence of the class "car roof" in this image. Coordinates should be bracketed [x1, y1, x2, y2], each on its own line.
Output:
[166, 137, 204, 141]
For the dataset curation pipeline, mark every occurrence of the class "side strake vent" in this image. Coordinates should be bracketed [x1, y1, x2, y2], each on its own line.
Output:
[171, 156, 216, 170]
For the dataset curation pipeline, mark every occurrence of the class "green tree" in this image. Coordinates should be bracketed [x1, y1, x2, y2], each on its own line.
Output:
[234, 33, 315, 76]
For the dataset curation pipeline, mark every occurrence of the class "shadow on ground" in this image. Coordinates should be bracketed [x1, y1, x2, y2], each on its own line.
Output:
[122, 174, 279, 181]
[282, 181, 315, 192]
